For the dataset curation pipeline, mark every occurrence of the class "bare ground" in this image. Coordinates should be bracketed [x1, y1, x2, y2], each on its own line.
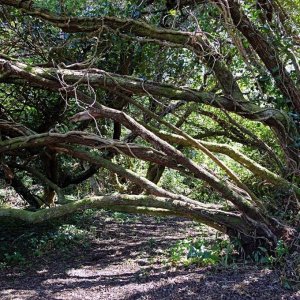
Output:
[0, 215, 299, 300]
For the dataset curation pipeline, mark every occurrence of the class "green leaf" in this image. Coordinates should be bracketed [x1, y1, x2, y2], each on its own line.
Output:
[169, 9, 177, 16]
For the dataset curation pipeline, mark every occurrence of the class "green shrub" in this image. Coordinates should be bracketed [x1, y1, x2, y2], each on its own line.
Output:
[167, 238, 236, 267]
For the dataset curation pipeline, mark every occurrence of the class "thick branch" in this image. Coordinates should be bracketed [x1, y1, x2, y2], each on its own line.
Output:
[212, 0, 300, 113]
[61, 164, 99, 187]
[124, 95, 262, 207]
[0, 131, 182, 171]
[147, 127, 300, 199]
[0, 117, 264, 223]
[0, 58, 296, 144]
[0, 194, 250, 233]
[0, 170, 41, 208]
[9, 163, 65, 203]
[70, 107, 270, 225]
[1, 1, 299, 162]
[52, 145, 211, 208]
[0, 0, 246, 100]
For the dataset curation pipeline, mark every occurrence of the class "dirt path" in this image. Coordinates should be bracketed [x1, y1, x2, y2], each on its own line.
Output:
[0, 216, 298, 299]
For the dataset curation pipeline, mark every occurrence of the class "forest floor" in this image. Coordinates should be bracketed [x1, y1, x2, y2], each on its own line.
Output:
[0, 211, 299, 300]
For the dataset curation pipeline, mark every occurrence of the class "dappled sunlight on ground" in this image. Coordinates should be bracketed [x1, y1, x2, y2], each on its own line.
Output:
[1, 216, 298, 299]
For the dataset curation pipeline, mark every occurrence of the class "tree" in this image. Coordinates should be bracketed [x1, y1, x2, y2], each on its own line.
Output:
[0, 0, 299, 254]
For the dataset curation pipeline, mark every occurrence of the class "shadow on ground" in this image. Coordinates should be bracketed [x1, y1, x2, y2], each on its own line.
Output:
[0, 215, 298, 300]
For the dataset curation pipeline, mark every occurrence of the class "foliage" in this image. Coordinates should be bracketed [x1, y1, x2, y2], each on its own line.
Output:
[105, 211, 141, 224]
[0, 2, 299, 287]
[0, 209, 98, 268]
[167, 237, 237, 267]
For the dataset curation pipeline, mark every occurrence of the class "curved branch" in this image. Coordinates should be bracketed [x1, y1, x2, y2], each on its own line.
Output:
[61, 164, 99, 187]
[0, 0, 247, 100]
[1, 0, 299, 162]
[0, 170, 41, 208]
[123, 95, 262, 207]
[0, 117, 264, 224]
[70, 108, 270, 224]
[0, 131, 218, 208]
[0, 59, 293, 228]
[52, 145, 210, 208]
[0, 130, 183, 171]
[147, 127, 300, 199]
[8, 163, 65, 203]
[0, 194, 249, 233]
[211, 0, 300, 113]
[0, 58, 295, 139]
